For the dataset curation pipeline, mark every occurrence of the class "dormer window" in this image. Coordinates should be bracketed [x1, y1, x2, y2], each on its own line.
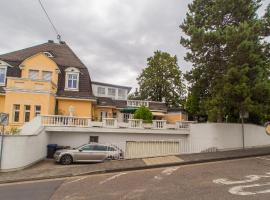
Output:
[0, 67, 7, 86]
[65, 67, 79, 91]
[44, 51, 54, 58]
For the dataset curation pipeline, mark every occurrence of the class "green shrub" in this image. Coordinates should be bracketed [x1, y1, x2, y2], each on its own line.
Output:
[134, 106, 153, 123]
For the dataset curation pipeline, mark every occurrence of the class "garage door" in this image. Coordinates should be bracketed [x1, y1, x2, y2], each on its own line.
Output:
[125, 140, 180, 159]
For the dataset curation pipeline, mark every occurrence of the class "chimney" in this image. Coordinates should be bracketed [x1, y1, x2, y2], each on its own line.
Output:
[48, 40, 54, 43]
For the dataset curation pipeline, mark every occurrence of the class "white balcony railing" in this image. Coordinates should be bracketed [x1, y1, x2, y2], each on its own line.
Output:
[41, 115, 194, 130]
[153, 120, 167, 129]
[128, 119, 143, 129]
[103, 118, 118, 128]
[127, 100, 149, 107]
[42, 115, 91, 127]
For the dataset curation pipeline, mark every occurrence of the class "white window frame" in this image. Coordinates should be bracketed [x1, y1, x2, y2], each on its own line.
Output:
[65, 67, 80, 91]
[108, 88, 116, 96]
[0, 66, 7, 86]
[118, 88, 126, 99]
[97, 87, 106, 95]
[43, 52, 54, 58]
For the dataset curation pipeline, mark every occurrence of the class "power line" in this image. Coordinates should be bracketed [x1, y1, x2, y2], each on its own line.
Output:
[38, 0, 62, 42]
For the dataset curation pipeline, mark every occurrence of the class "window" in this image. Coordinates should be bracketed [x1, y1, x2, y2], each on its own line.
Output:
[35, 105, 41, 116]
[0, 67, 6, 85]
[43, 52, 54, 58]
[97, 87, 105, 95]
[93, 145, 107, 151]
[24, 105, 31, 122]
[118, 89, 126, 99]
[81, 144, 94, 151]
[107, 147, 116, 151]
[65, 67, 80, 91]
[42, 71, 52, 81]
[89, 136, 99, 143]
[13, 104, 20, 122]
[29, 70, 39, 80]
[68, 74, 78, 89]
[108, 88, 116, 96]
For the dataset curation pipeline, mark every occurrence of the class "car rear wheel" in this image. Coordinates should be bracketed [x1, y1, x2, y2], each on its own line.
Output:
[60, 154, 73, 165]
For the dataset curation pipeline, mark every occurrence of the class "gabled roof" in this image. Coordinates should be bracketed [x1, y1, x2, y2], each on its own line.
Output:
[0, 41, 94, 99]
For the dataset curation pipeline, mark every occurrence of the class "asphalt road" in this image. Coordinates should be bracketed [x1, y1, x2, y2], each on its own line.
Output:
[2, 156, 270, 200]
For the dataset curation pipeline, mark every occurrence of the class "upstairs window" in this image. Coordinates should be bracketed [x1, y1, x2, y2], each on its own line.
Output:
[42, 71, 52, 81]
[118, 88, 126, 99]
[108, 88, 116, 96]
[97, 87, 105, 95]
[65, 67, 80, 91]
[29, 70, 39, 80]
[67, 74, 78, 89]
[0, 67, 7, 85]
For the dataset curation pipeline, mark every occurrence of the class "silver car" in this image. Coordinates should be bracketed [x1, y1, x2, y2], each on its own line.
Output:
[54, 143, 123, 165]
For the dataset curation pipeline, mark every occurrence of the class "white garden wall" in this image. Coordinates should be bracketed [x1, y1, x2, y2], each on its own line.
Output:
[189, 123, 270, 151]
[0, 129, 48, 171]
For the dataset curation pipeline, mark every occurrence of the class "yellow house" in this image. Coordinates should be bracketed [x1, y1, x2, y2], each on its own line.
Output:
[0, 40, 188, 133]
[0, 40, 95, 131]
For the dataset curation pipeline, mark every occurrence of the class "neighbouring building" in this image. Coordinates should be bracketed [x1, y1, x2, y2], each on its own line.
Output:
[0, 40, 187, 132]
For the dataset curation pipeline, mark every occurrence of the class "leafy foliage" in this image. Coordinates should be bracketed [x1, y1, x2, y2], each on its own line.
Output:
[137, 51, 186, 107]
[181, 0, 270, 124]
[134, 106, 153, 123]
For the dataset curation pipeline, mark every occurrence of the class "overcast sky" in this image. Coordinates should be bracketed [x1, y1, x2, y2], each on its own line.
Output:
[0, 0, 269, 89]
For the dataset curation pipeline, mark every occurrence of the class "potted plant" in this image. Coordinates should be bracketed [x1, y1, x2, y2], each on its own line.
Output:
[134, 106, 153, 129]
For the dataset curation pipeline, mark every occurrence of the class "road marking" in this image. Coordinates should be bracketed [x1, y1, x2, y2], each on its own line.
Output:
[161, 166, 180, 176]
[256, 157, 270, 161]
[213, 172, 270, 196]
[63, 176, 88, 185]
[213, 173, 270, 185]
[154, 166, 180, 181]
[99, 172, 127, 185]
[122, 189, 146, 200]
[229, 182, 270, 196]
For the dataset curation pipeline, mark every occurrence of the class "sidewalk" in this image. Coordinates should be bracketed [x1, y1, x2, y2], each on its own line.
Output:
[1, 147, 270, 184]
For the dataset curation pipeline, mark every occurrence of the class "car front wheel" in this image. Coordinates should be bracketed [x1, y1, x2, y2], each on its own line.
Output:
[60, 154, 73, 165]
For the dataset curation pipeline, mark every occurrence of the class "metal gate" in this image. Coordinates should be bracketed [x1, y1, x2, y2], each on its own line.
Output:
[125, 140, 180, 159]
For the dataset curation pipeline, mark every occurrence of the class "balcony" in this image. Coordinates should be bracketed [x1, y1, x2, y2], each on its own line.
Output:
[6, 77, 57, 93]
[41, 115, 194, 134]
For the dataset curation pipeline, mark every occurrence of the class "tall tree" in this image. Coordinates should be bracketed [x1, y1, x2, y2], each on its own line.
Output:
[137, 51, 185, 107]
[181, 0, 270, 123]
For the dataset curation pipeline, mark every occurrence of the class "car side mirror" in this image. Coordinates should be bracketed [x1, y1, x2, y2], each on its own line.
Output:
[79, 149, 83, 152]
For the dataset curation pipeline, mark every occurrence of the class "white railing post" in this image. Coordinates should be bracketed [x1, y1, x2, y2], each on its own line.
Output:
[152, 120, 167, 129]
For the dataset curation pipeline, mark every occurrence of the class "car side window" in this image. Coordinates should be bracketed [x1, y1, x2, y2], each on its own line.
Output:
[93, 145, 107, 151]
[107, 147, 116, 151]
[81, 145, 94, 151]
